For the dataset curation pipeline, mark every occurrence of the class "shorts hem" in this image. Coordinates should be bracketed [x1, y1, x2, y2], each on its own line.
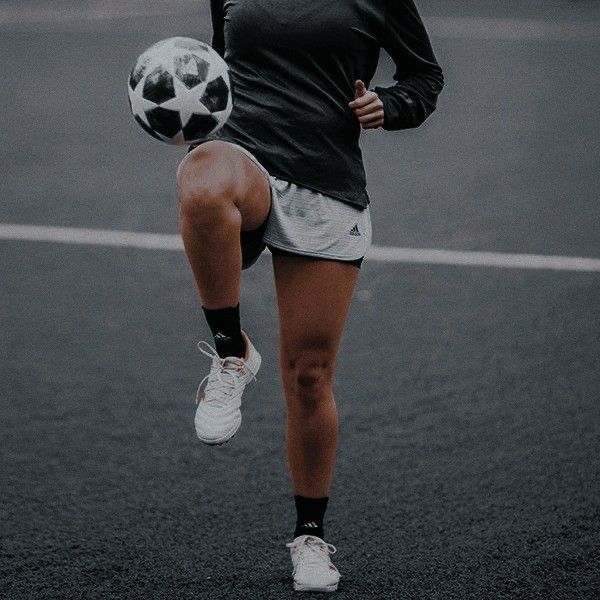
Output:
[264, 239, 365, 264]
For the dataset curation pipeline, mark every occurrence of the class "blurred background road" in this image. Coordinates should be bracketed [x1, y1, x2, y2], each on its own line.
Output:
[1, 1, 599, 598]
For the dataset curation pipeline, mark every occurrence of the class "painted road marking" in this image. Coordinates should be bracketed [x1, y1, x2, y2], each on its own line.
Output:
[1, 223, 599, 273]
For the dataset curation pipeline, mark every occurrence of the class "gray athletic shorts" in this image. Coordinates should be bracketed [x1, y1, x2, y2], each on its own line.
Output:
[226, 142, 372, 269]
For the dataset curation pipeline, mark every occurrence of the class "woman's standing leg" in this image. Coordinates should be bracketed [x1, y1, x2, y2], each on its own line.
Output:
[274, 254, 359, 592]
[272, 255, 360, 532]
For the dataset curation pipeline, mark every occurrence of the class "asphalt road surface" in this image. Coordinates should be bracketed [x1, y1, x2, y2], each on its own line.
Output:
[1, 1, 599, 598]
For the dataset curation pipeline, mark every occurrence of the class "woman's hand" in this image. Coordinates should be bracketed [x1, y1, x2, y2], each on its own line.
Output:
[348, 80, 385, 129]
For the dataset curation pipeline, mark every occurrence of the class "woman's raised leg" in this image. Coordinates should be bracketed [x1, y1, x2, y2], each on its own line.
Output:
[177, 140, 270, 445]
[177, 140, 270, 310]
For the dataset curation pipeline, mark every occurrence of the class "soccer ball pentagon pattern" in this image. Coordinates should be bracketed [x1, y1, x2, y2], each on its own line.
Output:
[128, 37, 233, 145]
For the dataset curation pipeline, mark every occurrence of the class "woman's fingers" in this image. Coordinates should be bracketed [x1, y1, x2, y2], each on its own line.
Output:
[353, 98, 383, 117]
[348, 89, 379, 109]
[354, 79, 367, 98]
[353, 99, 384, 128]
[358, 110, 384, 124]
[358, 111, 384, 128]
[348, 95, 375, 109]
[348, 85, 384, 129]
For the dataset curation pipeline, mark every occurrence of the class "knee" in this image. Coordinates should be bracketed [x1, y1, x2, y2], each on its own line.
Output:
[283, 351, 334, 414]
[176, 150, 236, 224]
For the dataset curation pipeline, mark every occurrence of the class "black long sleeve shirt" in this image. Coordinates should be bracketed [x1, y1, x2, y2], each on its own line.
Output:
[204, 0, 443, 208]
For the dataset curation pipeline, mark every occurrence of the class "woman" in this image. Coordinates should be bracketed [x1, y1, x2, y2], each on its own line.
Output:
[177, 0, 443, 592]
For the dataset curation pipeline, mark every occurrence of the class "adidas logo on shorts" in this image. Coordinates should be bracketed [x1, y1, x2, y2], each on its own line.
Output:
[349, 223, 361, 236]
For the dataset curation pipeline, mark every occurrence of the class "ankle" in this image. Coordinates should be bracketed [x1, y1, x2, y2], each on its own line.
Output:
[294, 495, 328, 541]
[202, 303, 245, 358]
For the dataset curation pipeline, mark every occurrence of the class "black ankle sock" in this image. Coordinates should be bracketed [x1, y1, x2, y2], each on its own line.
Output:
[202, 304, 245, 359]
[294, 495, 329, 540]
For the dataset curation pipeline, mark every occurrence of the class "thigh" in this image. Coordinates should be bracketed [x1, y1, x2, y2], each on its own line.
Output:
[272, 254, 360, 373]
[181, 140, 271, 231]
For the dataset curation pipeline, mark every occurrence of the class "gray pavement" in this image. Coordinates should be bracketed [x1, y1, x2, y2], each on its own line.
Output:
[1, 2, 599, 598]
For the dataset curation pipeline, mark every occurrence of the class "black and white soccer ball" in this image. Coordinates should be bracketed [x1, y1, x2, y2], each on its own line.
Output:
[127, 37, 232, 145]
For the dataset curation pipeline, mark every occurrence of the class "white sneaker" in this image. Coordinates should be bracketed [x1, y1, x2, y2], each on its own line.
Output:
[194, 331, 261, 445]
[286, 535, 340, 593]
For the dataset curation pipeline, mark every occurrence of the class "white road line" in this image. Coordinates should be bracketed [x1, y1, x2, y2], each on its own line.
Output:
[0, 224, 184, 251]
[1, 223, 599, 273]
[367, 246, 600, 272]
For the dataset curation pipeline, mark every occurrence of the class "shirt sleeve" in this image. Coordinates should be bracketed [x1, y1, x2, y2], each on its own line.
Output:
[372, 0, 444, 130]
[210, 0, 225, 57]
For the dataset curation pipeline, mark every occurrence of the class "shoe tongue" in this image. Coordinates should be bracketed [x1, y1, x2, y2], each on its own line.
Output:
[222, 356, 243, 369]
[305, 535, 324, 546]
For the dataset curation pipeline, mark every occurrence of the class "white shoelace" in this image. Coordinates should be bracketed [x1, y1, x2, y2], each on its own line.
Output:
[287, 537, 337, 573]
[195, 341, 256, 408]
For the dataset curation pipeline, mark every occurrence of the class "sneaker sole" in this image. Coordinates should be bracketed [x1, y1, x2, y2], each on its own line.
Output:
[195, 418, 241, 446]
[212, 432, 236, 446]
[293, 582, 338, 593]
